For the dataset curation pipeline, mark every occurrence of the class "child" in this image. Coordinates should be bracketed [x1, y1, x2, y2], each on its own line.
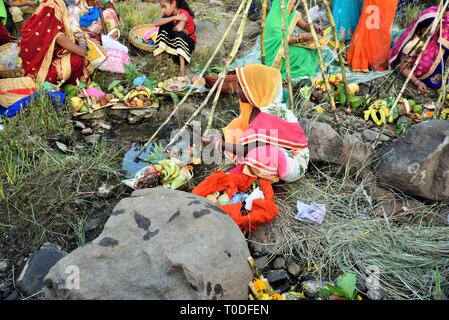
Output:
[153, 0, 196, 77]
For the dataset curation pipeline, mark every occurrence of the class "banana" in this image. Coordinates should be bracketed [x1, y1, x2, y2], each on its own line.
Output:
[378, 108, 386, 125]
[371, 110, 381, 126]
[364, 110, 372, 121]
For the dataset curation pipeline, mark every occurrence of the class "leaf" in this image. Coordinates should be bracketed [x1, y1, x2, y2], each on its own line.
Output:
[169, 92, 180, 106]
[336, 272, 357, 300]
[337, 84, 347, 106]
[349, 95, 363, 108]
[299, 85, 313, 101]
[319, 286, 332, 300]
[108, 80, 122, 91]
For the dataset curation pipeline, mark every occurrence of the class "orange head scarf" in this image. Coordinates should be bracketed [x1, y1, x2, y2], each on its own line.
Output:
[223, 64, 283, 144]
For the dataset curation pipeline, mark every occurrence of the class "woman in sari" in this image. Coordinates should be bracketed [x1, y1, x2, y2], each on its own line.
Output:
[389, 6, 449, 94]
[332, 0, 363, 41]
[0, 0, 12, 45]
[19, 0, 88, 85]
[264, 0, 322, 80]
[347, 0, 399, 72]
[203, 64, 309, 183]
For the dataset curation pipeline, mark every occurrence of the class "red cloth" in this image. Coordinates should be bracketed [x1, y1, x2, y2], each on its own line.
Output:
[174, 8, 196, 42]
[192, 171, 279, 232]
[0, 20, 11, 46]
[46, 53, 85, 85]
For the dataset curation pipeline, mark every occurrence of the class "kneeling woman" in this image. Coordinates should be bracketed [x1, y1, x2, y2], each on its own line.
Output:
[203, 64, 309, 183]
[19, 0, 88, 85]
[389, 6, 449, 94]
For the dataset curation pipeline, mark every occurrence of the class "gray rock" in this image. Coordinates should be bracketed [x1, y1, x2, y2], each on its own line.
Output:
[96, 183, 114, 199]
[367, 289, 383, 300]
[0, 260, 7, 273]
[376, 120, 449, 202]
[362, 129, 390, 142]
[43, 189, 252, 300]
[129, 109, 157, 119]
[287, 261, 301, 277]
[247, 223, 282, 256]
[272, 257, 286, 270]
[83, 134, 101, 144]
[265, 270, 288, 284]
[301, 280, 332, 299]
[127, 115, 143, 125]
[16, 243, 67, 296]
[254, 256, 269, 271]
[79, 109, 107, 120]
[73, 121, 86, 130]
[5, 290, 18, 300]
[108, 109, 128, 121]
[81, 128, 93, 135]
[84, 218, 102, 233]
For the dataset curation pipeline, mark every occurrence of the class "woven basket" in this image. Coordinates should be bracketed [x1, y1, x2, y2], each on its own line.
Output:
[0, 43, 23, 79]
[129, 24, 157, 52]
[204, 71, 239, 94]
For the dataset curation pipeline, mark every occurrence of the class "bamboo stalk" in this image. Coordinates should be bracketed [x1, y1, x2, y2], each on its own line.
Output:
[300, 0, 341, 130]
[206, 0, 253, 131]
[165, 0, 253, 149]
[322, 0, 352, 114]
[372, 0, 449, 149]
[134, 0, 250, 160]
[261, 0, 268, 65]
[280, 0, 295, 110]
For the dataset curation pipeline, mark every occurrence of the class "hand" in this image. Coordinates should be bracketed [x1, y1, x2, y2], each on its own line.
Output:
[301, 34, 314, 43]
[417, 81, 428, 95]
[313, 23, 324, 36]
[96, 0, 105, 9]
[174, 13, 187, 22]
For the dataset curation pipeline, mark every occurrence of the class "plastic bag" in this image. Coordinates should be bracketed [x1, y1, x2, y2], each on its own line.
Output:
[99, 30, 130, 73]
[0, 43, 20, 71]
[85, 38, 108, 70]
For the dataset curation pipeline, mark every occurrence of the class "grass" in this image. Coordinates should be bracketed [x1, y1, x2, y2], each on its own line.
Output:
[0, 95, 126, 265]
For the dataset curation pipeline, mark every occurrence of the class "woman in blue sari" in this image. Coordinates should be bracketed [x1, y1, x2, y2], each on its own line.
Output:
[332, 0, 363, 41]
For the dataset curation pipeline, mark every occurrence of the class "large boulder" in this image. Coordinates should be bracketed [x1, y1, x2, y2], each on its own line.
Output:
[376, 119, 449, 202]
[43, 189, 252, 300]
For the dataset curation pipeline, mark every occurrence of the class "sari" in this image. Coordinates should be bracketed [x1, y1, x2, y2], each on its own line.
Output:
[0, 0, 11, 45]
[264, 0, 318, 80]
[389, 7, 449, 89]
[347, 0, 399, 72]
[19, 0, 87, 85]
[223, 64, 309, 183]
[332, 0, 363, 41]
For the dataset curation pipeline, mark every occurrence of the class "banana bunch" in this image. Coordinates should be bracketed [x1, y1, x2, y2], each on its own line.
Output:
[441, 108, 449, 120]
[364, 100, 390, 126]
[155, 159, 180, 183]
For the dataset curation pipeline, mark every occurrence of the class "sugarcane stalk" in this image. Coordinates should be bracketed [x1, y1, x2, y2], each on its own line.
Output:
[372, 0, 449, 149]
[280, 0, 295, 110]
[300, 0, 341, 130]
[322, 0, 352, 114]
[165, 0, 253, 149]
[261, 0, 268, 65]
[134, 0, 250, 160]
[206, 0, 253, 131]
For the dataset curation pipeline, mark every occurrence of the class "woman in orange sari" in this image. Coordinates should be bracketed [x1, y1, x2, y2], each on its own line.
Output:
[19, 0, 88, 85]
[347, 0, 399, 72]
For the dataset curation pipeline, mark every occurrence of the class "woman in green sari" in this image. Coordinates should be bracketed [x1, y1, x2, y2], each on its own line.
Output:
[264, 0, 321, 80]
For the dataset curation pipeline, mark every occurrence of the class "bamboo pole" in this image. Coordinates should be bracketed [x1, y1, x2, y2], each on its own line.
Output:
[206, 0, 253, 131]
[280, 0, 295, 110]
[300, 0, 341, 130]
[166, 0, 253, 149]
[261, 0, 268, 65]
[134, 0, 249, 160]
[372, 0, 449, 149]
[322, 0, 352, 114]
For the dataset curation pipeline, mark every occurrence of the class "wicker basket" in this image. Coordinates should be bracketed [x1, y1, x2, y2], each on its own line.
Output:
[129, 24, 157, 52]
[0, 43, 23, 79]
[204, 71, 239, 94]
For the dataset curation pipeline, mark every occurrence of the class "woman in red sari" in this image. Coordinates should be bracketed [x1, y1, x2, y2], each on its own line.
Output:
[19, 0, 88, 85]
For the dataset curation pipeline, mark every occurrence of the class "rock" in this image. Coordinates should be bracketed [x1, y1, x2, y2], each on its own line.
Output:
[127, 115, 143, 125]
[73, 121, 86, 130]
[362, 129, 390, 142]
[96, 183, 114, 199]
[370, 186, 425, 217]
[376, 120, 449, 202]
[254, 256, 269, 271]
[129, 108, 157, 119]
[5, 290, 18, 300]
[55, 141, 68, 153]
[84, 218, 102, 233]
[93, 120, 112, 131]
[79, 109, 107, 120]
[83, 134, 101, 144]
[108, 108, 128, 121]
[272, 257, 286, 270]
[287, 261, 301, 277]
[43, 189, 252, 300]
[265, 270, 288, 284]
[247, 223, 282, 256]
[0, 260, 7, 273]
[301, 280, 331, 299]
[81, 128, 93, 135]
[16, 243, 67, 296]
[367, 289, 383, 300]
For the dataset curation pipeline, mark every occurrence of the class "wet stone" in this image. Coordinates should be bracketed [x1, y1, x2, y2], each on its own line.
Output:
[287, 261, 301, 277]
[272, 256, 286, 270]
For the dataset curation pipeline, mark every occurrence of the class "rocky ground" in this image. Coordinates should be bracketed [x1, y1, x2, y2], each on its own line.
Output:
[1, 0, 449, 301]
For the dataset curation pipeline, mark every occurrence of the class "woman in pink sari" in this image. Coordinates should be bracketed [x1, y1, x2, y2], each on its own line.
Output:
[389, 6, 449, 94]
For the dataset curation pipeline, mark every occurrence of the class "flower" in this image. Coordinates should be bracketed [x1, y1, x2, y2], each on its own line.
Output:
[316, 106, 324, 113]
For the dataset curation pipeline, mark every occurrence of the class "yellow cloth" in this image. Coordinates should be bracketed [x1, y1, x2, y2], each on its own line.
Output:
[223, 64, 282, 144]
